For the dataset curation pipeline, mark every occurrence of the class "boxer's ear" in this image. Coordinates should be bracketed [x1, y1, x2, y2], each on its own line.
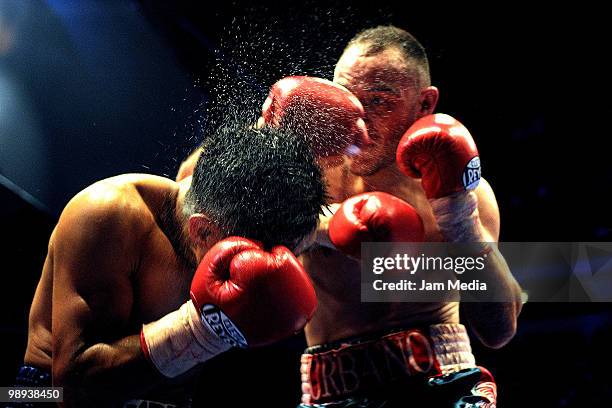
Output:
[188, 214, 221, 251]
[418, 86, 439, 118]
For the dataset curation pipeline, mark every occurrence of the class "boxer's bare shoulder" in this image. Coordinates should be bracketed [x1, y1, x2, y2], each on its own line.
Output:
[176, 147, 203, 182]
[25, 174, 189, 371]
[48, 175, 176, 276]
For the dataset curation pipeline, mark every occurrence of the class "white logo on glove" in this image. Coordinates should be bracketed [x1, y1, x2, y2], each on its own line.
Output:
[462, 157, 481, 190]
[201, 304, 248, 348]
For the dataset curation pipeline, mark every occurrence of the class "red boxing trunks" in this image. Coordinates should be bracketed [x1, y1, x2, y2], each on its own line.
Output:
[299, 324, 496, 407]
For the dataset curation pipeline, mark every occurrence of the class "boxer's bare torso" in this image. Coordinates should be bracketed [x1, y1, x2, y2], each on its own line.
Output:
[301, 159, 498, 345]
[24, 174, 195, 374]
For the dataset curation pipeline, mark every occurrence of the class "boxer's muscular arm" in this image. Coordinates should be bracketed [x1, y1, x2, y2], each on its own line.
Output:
[396, 116, 522, 349]
[475, 178, 500, 241]
[461, 178, 523, 349]
[51, 190, 164, 406]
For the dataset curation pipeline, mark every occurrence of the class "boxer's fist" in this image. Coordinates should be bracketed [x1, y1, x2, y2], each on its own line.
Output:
[261, 76, 369, 157]
[190, 237, 317, 347]
[329, 192, 425, 259]
[396, 114, 481, 199]
[141, 237, 317, 377]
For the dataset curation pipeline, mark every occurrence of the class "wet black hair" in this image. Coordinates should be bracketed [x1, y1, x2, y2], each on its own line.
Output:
[184, 123, 326, 249]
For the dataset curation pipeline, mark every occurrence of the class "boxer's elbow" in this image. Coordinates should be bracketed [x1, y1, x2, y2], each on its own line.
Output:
[53, 348, 86, 388]
[53, 356, 88, 407]
[474, 317, 517, 349]
[464, 301, 520, 349]
[53, 345, 122, 407]
[52, 357, 71, 388]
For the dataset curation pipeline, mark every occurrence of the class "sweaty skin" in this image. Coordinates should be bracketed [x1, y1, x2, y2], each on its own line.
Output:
[24, 174, 204, 407]
[300, 44, 520, 348]
[176, 147, 203, 182]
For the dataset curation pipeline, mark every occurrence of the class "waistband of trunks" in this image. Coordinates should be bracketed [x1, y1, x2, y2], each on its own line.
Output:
[300, 324, 476, 405]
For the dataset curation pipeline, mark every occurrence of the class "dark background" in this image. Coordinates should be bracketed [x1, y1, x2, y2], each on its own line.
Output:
[0, 1, 610, 406]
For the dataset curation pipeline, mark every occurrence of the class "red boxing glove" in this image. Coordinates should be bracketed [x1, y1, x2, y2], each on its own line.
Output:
[261, 76, 370, 157]
[141, 237, 317, 378]
[190, 237, 317, 347]
[396, 114, 481, 199]
[329, 192, 425, 259]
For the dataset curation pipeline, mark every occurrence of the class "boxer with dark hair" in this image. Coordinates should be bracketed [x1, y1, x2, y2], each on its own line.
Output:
[260, 25, 522, 407]
[18, 124, 326, 408]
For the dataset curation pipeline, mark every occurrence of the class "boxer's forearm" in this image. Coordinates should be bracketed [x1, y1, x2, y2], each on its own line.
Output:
[55, 335, 165, 407]
[461, 246, 522, 349]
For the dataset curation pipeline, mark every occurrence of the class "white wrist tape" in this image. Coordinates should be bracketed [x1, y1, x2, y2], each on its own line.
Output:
[141, 300, 232, 378]
[430, 191, 484, 243]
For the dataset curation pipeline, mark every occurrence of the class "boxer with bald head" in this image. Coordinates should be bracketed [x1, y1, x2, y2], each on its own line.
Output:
[264, 26, 522, 407]
[18, 124, 326, 408]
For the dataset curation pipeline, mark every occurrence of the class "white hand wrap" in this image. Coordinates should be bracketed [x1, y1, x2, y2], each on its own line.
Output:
[430, 191, 491, 255]
[140, 300, 232, 378]
[430, 191, 481, 242]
